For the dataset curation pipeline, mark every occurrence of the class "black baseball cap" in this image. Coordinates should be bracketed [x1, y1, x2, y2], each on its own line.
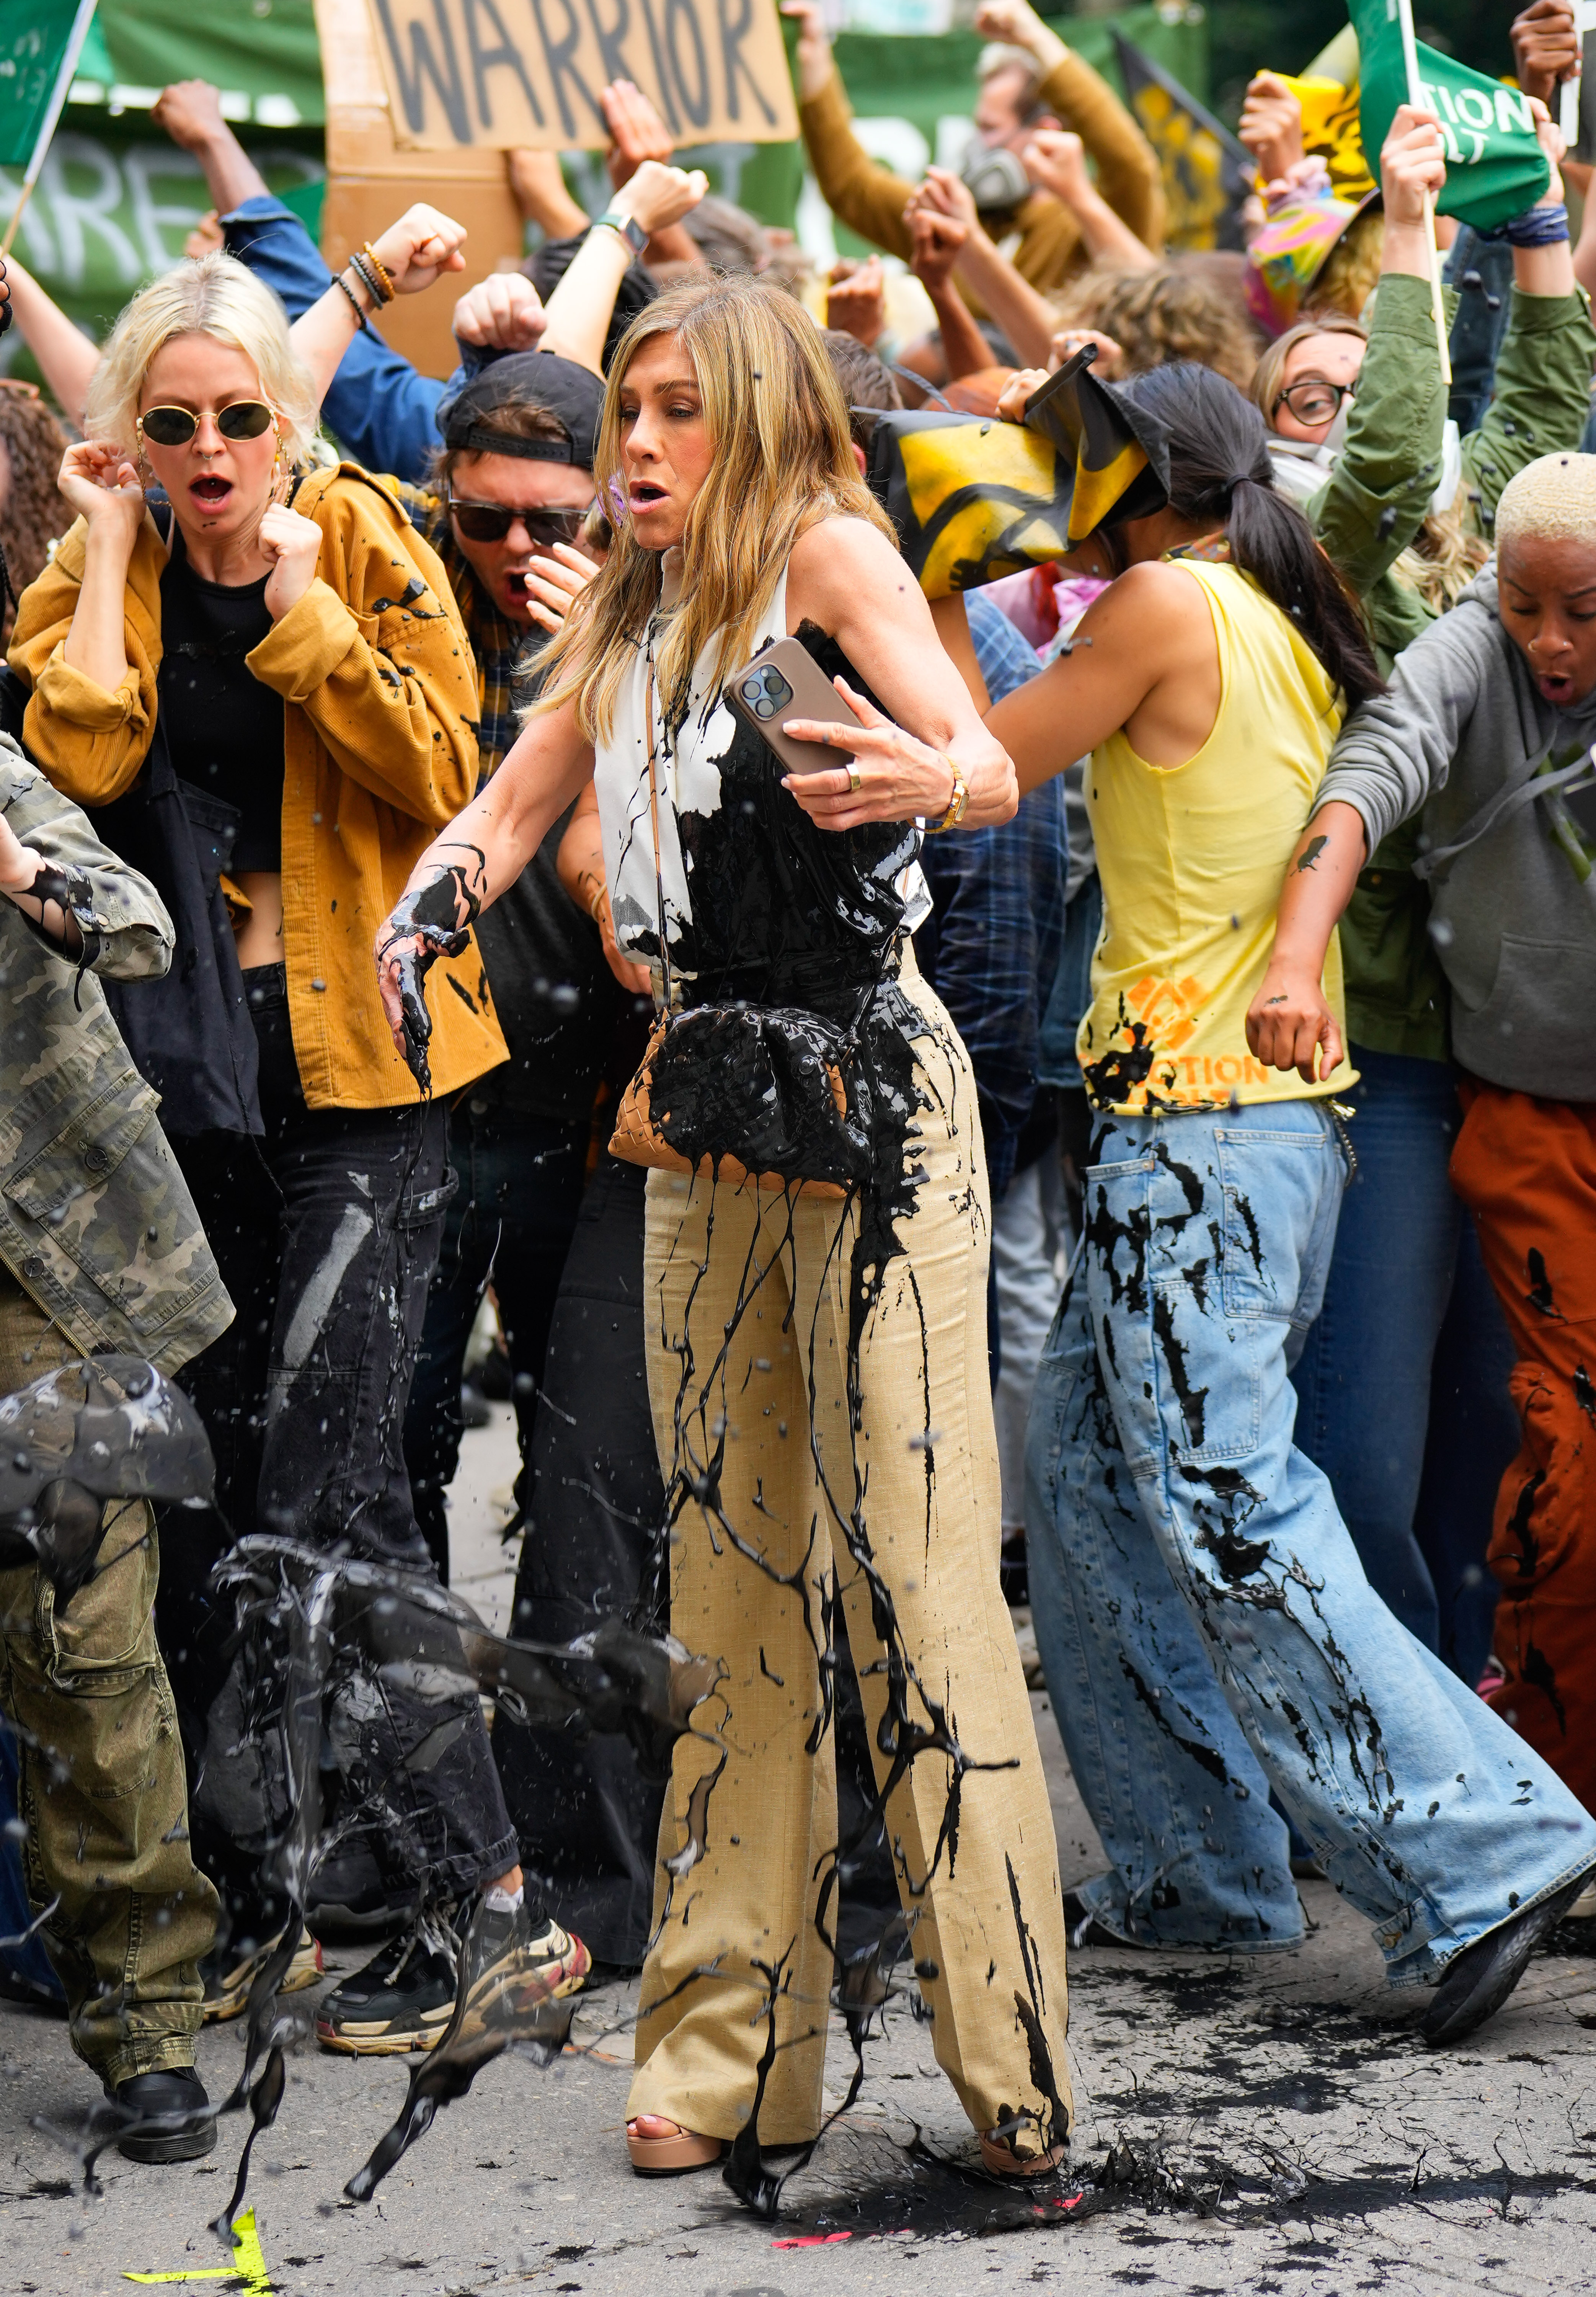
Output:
[442, 351, 605, 473]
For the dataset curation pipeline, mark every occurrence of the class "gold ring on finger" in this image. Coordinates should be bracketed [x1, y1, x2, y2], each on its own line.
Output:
[849, 767, 862, 793]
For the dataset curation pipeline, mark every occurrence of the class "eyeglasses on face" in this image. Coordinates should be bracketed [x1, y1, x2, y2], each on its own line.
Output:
[136, 400, 277, 448]
[1273, 377, 1354, 427]
[447, 495, 592, 547]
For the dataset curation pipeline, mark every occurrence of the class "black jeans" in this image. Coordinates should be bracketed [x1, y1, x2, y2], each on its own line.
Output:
[404, 1096, 589, 1580]
[156, 965, 520, 1944]
[494, 1156, 667, 1966]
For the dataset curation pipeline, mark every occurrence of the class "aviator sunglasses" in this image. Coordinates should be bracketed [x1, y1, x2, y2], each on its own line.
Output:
[448, 494, 592, 547]
[136, 399, 278, 448]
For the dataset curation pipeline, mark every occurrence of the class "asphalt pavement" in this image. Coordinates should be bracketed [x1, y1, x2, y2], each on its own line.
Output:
[5, 1407, 1596, 2297]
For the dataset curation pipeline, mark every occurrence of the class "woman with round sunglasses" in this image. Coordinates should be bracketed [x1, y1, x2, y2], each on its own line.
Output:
[1243, 101, 1596, 1695]
[9, 248, 592, 2054]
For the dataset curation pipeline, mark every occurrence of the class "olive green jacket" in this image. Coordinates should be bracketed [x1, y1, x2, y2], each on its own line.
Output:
[0, 737, 232, 1371]
[1305, 272, 1596, 1059]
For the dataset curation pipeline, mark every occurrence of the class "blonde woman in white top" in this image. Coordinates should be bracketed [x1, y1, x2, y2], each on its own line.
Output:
[377, 273, 1074, 2188]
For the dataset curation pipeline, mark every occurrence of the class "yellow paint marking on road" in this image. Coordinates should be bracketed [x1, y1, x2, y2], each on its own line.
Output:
[123, 2206, 272, 2290]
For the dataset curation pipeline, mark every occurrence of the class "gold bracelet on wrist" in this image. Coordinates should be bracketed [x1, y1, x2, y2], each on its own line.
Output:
[924, 757, 969, 834]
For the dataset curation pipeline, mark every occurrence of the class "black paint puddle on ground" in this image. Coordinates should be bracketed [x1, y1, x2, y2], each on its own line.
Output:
[710, 2126, 1596, 2248]
[755, 2144, 1112, 2240]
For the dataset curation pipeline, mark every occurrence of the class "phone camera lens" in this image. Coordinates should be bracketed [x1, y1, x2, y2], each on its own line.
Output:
[741, 679, 762, 701]
[754, 698, 775, 719]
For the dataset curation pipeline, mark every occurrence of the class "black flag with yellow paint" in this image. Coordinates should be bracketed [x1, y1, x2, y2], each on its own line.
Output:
[1111, 33, 1252, 253]
[866, 350, 1170, 599]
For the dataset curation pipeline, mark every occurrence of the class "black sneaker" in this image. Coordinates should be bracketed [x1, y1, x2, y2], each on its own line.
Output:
[448, 1901, 591, 2049]
[1420, 1869, 1596, 2045]
[108, 2067, 217, 2163]
[315, 1925, 459, 2056]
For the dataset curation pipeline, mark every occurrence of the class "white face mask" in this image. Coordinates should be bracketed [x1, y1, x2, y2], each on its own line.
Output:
[1427, 420, 1464, 519]
[1269, 403, 1462, 521]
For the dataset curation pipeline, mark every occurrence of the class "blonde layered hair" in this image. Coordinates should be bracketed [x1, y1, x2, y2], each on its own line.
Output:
[536, 274, 896, 744]
[84, 250, 319, 469]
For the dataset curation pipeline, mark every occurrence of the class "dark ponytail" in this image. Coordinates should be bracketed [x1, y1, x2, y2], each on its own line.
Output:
[1118, 362, 1385, 712]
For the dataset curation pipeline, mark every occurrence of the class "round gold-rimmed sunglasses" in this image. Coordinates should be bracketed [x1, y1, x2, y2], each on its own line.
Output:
[135, 399, 277, 449]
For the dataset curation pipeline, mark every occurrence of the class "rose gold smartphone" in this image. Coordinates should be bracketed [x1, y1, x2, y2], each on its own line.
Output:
[725, 637, 860, 775]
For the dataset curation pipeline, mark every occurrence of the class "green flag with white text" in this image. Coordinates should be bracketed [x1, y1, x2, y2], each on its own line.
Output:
[1349, 0, 1549, 230]
[0, 0, 96, 174]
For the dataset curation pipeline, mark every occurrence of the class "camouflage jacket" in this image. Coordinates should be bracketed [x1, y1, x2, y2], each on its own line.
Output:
[0, 737, 233, 1373]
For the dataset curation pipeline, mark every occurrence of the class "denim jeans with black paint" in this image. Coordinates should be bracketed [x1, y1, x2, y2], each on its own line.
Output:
[1289, 1046, 1516, 1682]
[1026, 1098, 1596, 1977]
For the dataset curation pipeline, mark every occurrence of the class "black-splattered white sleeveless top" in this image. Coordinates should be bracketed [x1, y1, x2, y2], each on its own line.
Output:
[594, 563, 930, 1019]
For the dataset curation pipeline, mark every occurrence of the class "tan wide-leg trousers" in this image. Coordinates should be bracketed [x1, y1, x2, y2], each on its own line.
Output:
[628, 966, 1071, 2150]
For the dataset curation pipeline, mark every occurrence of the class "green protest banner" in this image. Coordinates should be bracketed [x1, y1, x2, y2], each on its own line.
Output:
[1349, 0, 1549, 230]
[0, 0, 97, 172]
[0, 0, 99, 257]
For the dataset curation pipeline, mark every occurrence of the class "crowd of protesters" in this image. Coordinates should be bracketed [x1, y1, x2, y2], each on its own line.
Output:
[1, 0, 1595, 2197]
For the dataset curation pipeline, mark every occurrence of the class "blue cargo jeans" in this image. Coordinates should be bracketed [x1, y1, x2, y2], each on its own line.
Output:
[1025, 1098, 1596, 1982]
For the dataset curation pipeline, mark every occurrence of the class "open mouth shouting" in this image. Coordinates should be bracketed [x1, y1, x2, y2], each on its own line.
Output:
[627, 481, 669, 516]
[189, 473, 233, 513]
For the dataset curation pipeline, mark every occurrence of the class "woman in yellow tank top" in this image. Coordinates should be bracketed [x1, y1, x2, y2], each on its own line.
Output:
[989, 361, 1596, 2043]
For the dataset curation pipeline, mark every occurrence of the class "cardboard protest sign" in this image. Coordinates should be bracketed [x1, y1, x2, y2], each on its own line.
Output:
[364, 0, 798, 153]
[317, 0, 524, 378]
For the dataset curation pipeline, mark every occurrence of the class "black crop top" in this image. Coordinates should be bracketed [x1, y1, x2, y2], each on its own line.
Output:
[158, 530, 285, 872]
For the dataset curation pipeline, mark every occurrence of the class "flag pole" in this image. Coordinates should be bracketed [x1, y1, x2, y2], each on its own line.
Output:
[2, 0, 98, 258]
[1390, 0, 1452, 385]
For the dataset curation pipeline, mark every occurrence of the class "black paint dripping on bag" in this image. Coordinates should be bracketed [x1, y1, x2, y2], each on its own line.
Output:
[633, 624, 1068, 2214]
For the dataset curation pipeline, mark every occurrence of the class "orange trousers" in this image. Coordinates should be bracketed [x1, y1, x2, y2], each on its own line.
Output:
[1450, 1080, 1596, 1812]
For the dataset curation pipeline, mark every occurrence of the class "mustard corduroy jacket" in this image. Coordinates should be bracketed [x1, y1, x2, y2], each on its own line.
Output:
[9, 461, 506, 1112]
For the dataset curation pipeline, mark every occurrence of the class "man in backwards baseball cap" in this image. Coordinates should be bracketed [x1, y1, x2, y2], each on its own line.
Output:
[432, 347, 606, 637]
[313, 330, 622, 2054]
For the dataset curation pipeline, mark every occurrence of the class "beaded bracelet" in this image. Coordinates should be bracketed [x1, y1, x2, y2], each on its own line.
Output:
[332, 267, 374, 335]
[349, 247, 393, 308]
[361, 240, 397, 299]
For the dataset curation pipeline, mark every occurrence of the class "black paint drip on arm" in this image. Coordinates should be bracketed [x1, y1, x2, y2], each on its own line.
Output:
[377, 848, 488, 1095]
[21, 858, 101, 1006]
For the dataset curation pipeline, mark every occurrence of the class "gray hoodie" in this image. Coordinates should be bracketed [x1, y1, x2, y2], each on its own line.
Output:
[1317, 565, 1596, 1101]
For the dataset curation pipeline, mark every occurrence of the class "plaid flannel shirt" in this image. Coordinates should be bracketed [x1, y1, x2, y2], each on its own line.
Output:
[397, 484, 530, 776]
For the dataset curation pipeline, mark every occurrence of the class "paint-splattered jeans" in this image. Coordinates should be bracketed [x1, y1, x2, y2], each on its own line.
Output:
[157, 967, 520, 1945]
[1026, 1098, 1596, 1982]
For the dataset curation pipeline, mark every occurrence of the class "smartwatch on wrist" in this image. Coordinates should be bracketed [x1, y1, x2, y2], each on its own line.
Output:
[596, 209, 649, 258]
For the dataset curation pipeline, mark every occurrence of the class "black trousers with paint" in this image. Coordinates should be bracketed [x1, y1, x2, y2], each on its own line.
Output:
[155, 965, 521, 1950]
[403, 1095, 590, 1582]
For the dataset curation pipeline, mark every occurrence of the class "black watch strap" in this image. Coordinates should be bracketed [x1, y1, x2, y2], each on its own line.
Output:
[596, 209, 649, 258]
